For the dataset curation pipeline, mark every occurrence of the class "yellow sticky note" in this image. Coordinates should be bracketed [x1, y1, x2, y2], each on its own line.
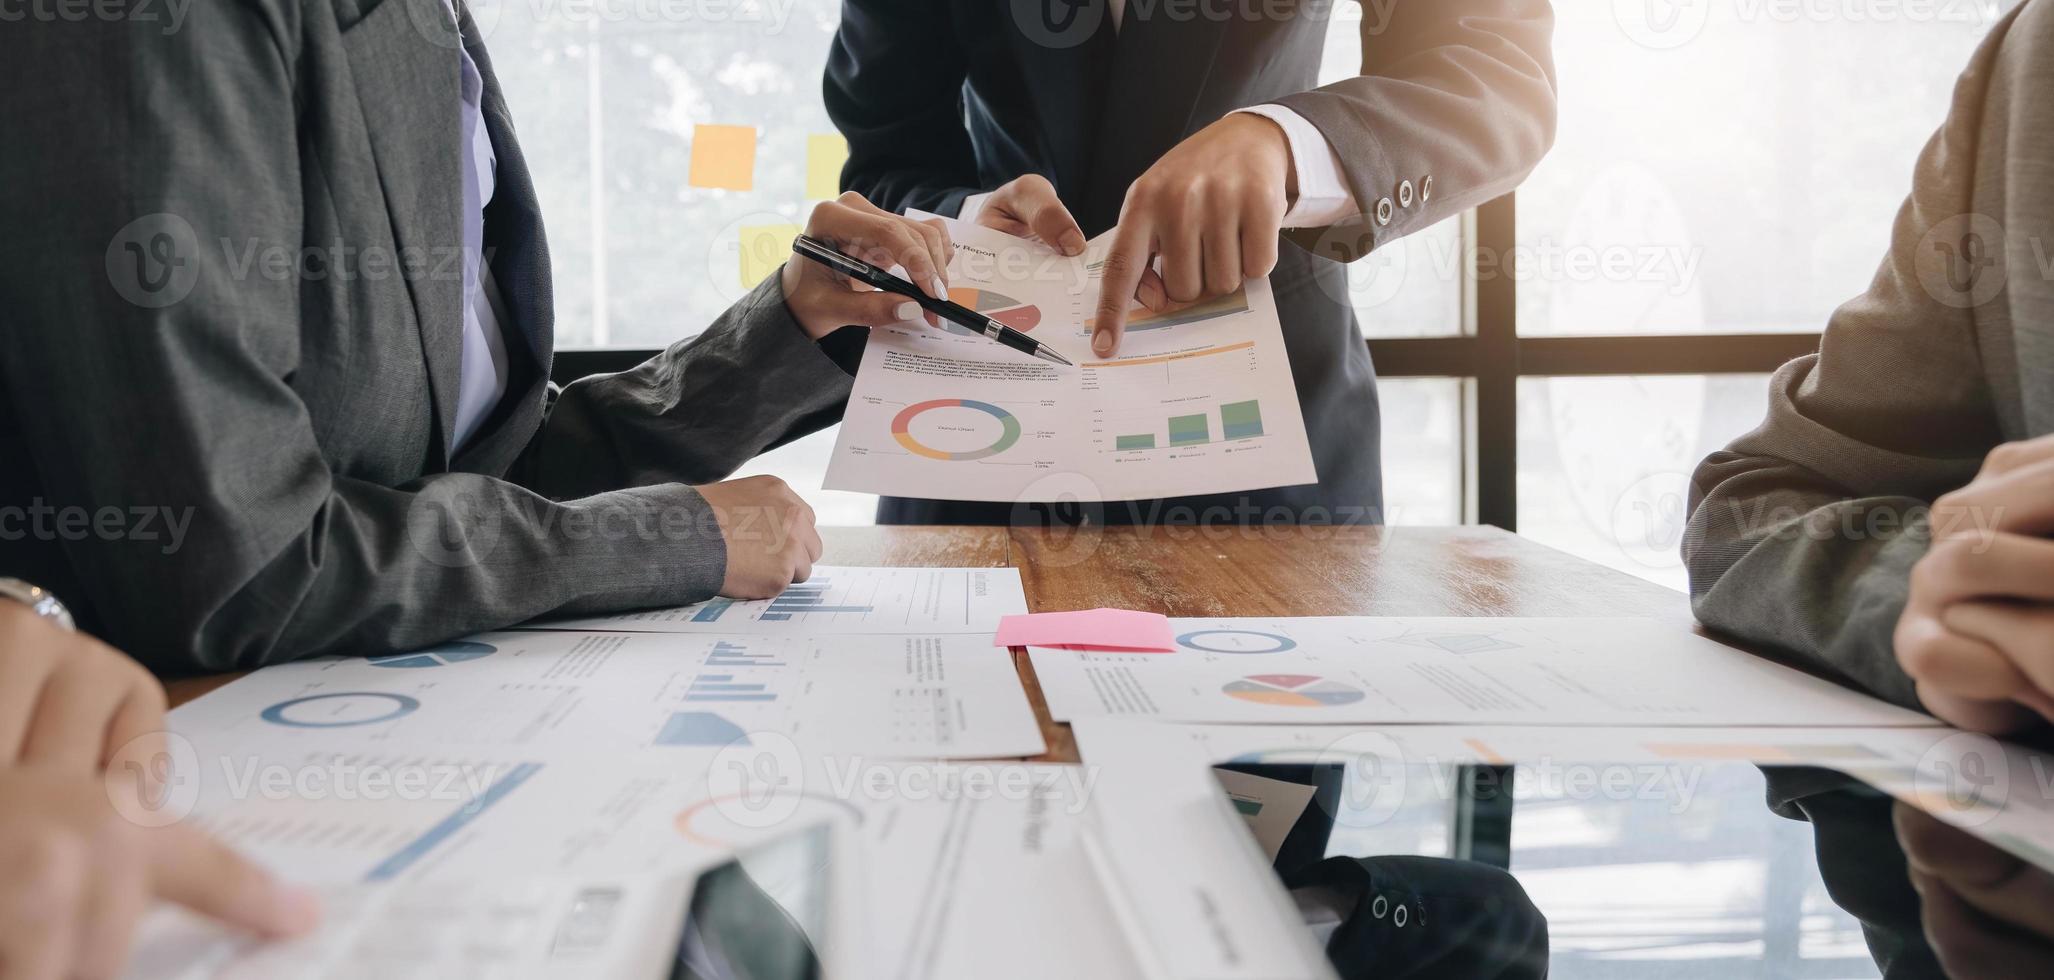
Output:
[739, 223, 801, 289]
[805, 133, 848, 200]
[689, 124, 757, 191]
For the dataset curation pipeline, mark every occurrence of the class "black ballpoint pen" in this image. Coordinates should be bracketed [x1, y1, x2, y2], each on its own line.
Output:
[791, 234, 1074, 366]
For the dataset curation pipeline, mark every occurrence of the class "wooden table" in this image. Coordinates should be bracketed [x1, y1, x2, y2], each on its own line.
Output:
[167, 525, 1687, 763]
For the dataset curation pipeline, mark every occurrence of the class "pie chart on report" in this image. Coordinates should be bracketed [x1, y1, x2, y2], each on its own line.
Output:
[368, 640, 498, 669]
[945, 286, 1042, 335]
[1222, 674, 1365, 708]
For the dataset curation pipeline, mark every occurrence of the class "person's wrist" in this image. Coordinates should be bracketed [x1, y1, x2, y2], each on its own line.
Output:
[776, 260, 828, 341]
[1230, 112, 1296, 206]
[0, 578, 75, 632]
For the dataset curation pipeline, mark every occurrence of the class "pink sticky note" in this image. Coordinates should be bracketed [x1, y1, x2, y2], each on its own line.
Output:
[994, 608, 1177, 652]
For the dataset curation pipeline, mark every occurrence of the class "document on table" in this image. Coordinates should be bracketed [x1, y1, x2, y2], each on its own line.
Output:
[526, 565, 1028, 635]
[171, 629, 1046, 759]
[125, 748, 1149, 979]
[859, 763, 1144, 980]
[824, 216, 1317, 502]
[1078, 722, 1342, 980]
[1028, 617, 1938, 727]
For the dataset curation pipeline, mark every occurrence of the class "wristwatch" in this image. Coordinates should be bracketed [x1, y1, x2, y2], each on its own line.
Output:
[0, 578, 75, 632]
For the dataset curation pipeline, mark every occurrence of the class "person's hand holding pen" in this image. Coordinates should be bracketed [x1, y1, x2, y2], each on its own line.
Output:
[781, 191, 955, 340]
[973, 115, 1294, 357]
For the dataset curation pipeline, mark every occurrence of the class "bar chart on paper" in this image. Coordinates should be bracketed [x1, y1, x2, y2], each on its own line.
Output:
[1107, 399, 1268, 452]
[1084, 338, 1287, 478]
[522, 566, 1029, 635]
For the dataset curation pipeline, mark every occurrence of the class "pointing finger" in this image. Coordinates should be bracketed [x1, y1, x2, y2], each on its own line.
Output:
[1092, 219, 1153, 358]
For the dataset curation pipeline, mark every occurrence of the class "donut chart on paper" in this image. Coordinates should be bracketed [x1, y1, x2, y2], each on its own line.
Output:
[1177, 629, 1298, 654]
[260, 692, 422, 728]
[892, 399, 1023, 461]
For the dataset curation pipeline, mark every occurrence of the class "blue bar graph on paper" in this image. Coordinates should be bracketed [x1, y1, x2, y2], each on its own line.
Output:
[365, 762, 542, 882]
[686, 674, 776, 703]
[763, 580, 873, 619]
[691, 598, 734, 623]
[705, 640, 784, 668]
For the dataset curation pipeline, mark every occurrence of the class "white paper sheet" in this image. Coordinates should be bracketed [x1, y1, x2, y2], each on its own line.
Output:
[525, 565, 1028, 635]
[171, 630, 1045, 759]
[824, 217, 1317, 502]
[1077, 722, 1340, 980]
[124, 751, 1143, 979]
[855, 763, 1142, 980]
[1028, 617, 1937, 727]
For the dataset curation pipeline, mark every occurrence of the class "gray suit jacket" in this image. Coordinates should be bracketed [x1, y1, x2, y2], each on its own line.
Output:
[1683, 0, 2054, 708]
[0, 0, 852, 673]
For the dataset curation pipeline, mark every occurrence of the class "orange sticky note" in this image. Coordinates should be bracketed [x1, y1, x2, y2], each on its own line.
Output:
[805, 133, 848, 200]
[738, 223, 801, 289]
[995, 608, 1177, 652]
[689, 123, 757, 191]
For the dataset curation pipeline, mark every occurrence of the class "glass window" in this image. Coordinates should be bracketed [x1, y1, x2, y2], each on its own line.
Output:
[488, 0, 846, 349]
[1517, 375, 1773, 591]
[1517, 3, 2009, 336]
[1381, 379, 1463, 526]
[1346, 216, 1466, 339]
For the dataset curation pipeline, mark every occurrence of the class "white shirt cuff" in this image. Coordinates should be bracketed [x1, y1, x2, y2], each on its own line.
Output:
[1231, 104, 1358, 229]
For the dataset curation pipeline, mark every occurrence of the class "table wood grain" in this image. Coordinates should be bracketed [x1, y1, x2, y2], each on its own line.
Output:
[166, 524, 1688, 764]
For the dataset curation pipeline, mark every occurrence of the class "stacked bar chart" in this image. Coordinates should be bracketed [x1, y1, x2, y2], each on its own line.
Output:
[1220, 400, 1263, 439]
[1113, 399, 1268, 451]
[1168, 414, 1210, 446]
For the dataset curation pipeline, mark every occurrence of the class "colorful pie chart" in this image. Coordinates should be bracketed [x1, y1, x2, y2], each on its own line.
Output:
[1222, 674, 1365, 708]
[892, 398, 1023, 461]
[945, 287, 1042, 334]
